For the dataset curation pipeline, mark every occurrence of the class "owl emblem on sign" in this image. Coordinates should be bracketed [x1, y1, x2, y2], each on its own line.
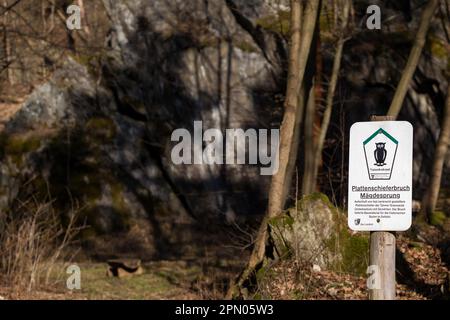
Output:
[374, 142, 387, 166]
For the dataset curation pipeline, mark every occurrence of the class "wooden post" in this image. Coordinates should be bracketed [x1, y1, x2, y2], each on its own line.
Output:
[369, 115, 396, 300]
[369, 231, 396, 299]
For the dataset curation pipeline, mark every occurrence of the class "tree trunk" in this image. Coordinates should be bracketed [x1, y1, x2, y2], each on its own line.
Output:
[268, 0, 320, 220]
[3, 0, 13, 85]
[283, 83, 306, 206]
[310, 0, 351, 193]
[77, 0, 90, 35]
[227, 0, 320, 298]
[419, 85, 450, 221]
[369, 231, 396, 300]
[387, 0, 439, 118]
[302, 84, 316, 194]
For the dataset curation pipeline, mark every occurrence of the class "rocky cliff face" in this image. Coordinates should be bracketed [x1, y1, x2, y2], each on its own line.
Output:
[0, 0, 448, 258]
[0, 0, 288, 258]
[319, 0, 449, 198]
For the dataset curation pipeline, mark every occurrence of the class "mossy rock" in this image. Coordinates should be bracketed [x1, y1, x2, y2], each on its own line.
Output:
[269, 213, 295, 258]
[3, 134, 41, 155]
[110, 182, 132, 230]
[38, 123, 129, 236]
[426, 35, 450, 78]
[255, 259, 273, 284]
[430, 211, 447, 227]
[255, 10, 290, 35]
[71, 53, 103, 78]
[85, 117, 117, 143]
[0, 133, 43, 167]
[269, 193, 369, 275]
[234, 40, 258, 53]
[330, 229, 369, 275]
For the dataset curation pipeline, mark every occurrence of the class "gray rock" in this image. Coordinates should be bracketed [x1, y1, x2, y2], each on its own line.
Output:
[269, 193, 369, 273]
[269, 194, 342, 268]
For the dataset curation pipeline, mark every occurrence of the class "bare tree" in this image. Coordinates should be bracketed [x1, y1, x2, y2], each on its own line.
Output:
[227, 0, 320, 298]
[304, 0, 351, 194]
[268, 0, 320, 223]
[301, 83, 316, 194]
[2, 0, 13, 84]
[419, 85, 450, 221]
[387, 0, 439, 118]
[309, 0, 352, 192]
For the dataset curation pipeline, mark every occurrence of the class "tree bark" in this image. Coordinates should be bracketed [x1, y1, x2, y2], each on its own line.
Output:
[369, 231, 396, 300]
[387, 0, 439, 118]
[419, 85, 450, 221]
[268, 0, 320, 219]
[302, 84, 316, 194]
[309, 0, 351, 193]
[3, 0, 13, 85]
[227, 0, 320, 298]
[77, 0, 90, 35]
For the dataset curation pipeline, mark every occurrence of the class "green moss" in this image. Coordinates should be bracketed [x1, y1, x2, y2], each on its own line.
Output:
[324, 227, 369, 276]
[252, 293, 263, 300]
[85, 117, 117, 142]
[409, 241, 423, 249]
[427, 35, 449, 60]
[3, 134, 41, 155]
[255, 260, 273, 284]
[426, 35, 450, 78]
[340, 233, 369, 275]
[197, 36, 217, 48]
[1, 119, 126, 237]
[304, 192, 333, 207]
[0, 133, 42, 166]
[111, 182, 131, 230]
[430, 211, 447, 227]
[111, 183, 125, 212]
[44, 128, 112, 235]
[234, 41, 258, 53]
[322, 200, 369, 276]
[77, 181, 130, 235]
[318, 3, 336, 40]
[427, 35, 450, 77]
[269, 214, 294, 228]
[256, 10, 290, 35]
[294, 193, 369, 275]
[72, 53, 103, 77]
[268, 214, 294, 257]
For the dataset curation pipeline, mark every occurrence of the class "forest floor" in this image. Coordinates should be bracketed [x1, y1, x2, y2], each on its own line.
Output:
[0, 226, 449, 300]
[0, 257, 241, 300]
[259, 231, 449, 300]
[0, 89, 449, 300]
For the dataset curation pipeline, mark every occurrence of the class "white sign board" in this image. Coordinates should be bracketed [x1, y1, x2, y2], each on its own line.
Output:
[348, 121, 413, 231]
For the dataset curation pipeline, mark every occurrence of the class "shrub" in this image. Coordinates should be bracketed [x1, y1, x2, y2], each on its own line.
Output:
[0, 198, 81, 293]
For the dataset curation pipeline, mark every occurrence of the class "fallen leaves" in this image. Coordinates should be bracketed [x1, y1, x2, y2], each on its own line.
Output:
[259, 234, 449, 300]
[398, 235, 448, 287]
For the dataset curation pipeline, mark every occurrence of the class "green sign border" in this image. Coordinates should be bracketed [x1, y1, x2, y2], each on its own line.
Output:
[363, 128, 398, 145]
